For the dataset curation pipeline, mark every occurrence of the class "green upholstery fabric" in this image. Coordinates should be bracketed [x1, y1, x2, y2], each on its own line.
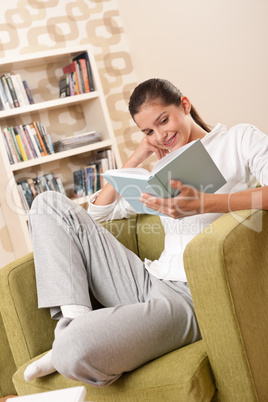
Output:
[184, 209, 268, 402]
[0, 312, 17, 397]
[13, 341, 215, 402]
[0, 253, 56, 369]
[1, 210, 267, 400]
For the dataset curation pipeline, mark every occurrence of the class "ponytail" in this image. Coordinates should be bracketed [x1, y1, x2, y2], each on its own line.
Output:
[190, 105, 210, 133]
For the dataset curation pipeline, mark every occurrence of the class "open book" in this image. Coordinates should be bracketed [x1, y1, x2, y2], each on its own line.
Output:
[102, 139, 226, 215]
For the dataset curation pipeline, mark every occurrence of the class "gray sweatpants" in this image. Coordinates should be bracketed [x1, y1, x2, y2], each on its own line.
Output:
[29, 191, 201, 387]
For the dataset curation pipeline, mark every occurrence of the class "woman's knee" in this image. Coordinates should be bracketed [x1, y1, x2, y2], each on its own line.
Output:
[52, 317, 119, 387]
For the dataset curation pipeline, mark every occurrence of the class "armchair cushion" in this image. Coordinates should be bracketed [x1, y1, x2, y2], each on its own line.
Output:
[13, 340, 215, 402]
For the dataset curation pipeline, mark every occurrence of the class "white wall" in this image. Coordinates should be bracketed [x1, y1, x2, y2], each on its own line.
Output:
[116, 0, 268, 132]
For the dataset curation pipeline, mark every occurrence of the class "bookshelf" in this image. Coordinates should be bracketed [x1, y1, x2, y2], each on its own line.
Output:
[0, 46, 122, 259]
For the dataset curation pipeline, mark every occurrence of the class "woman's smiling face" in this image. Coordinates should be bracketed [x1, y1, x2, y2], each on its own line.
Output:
[133, 97, 194, 152]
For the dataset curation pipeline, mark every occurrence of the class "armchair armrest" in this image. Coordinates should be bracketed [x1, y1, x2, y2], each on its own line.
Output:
[0, 252, 56, 369]
[184, 209, 268, 401]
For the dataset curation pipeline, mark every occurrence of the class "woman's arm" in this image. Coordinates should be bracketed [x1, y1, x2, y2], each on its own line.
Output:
[139, 180, 268, 219]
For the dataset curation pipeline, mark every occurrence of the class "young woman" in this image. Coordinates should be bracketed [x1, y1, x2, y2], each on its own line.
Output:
[24, 78, 268, 387]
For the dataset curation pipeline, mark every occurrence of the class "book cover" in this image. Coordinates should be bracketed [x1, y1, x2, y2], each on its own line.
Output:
[43, 125, 55, 153]
[75, 60, 84, 93]
[13, 126, 28, 161]
[1, 75, 14, 108]
[33, 177, 43, 194]
[5, 74, 20, 107]
[78, 59, 90, 93]
[3, 128, 18, 163]
[59, 74, 70, 98]
[17, 184, 30, 210]
[22, 125, 38, 158]
[17, 179, 35, 209]
[44, 173, 60, 192]
[2, 130, 14, 164]
[0, 78, 10, 109]
[8, 127, 23, 162]
[14, 74, 30, 106]
[63, 61, 82, 94]
[73, 169, 87, 198]
[16, 125, 34, 160]
[0, 93, 4, 110]
[36, 121, 52, 154]
[23, 80, 35, 104]
[103, 139, 227, 215]
[24, 124, 41, 158]
[84, 164, 97, 194]
[55, 177, 67, 196]
[27, 178, 38, 198]
[32, 121, 48, 156]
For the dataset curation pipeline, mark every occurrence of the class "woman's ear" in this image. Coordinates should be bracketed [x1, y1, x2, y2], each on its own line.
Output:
[181, 96, 192, 114]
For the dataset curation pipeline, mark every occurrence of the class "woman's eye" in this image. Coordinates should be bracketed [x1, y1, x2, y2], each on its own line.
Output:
[161, 117, 168, 125]
[146, 130, 153, 136]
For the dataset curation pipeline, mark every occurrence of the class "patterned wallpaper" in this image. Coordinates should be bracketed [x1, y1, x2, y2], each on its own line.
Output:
[0, 0, 144, 267]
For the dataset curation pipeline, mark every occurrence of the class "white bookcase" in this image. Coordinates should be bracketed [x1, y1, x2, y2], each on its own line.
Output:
[0, 46, 122, 259]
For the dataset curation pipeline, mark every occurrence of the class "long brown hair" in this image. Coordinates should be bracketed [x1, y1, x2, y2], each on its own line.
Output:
[128, 78, 210, 133]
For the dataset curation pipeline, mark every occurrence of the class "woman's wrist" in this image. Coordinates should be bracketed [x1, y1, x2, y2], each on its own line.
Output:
[122, 154, 142, 169]
[204, 193, 229, 214]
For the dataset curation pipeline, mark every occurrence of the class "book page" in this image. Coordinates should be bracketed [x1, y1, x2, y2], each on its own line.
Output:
[104, 167, 150, 178]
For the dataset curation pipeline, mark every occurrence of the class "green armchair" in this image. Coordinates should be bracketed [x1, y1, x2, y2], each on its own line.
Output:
[0, 210, 268, 401]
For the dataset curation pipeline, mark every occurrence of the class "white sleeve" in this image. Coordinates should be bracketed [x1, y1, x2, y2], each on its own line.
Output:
[87, 191, 137, 222]
[241, 125, 268, 186]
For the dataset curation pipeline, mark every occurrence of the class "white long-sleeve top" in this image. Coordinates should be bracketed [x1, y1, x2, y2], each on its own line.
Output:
[88, 123, 268, 282]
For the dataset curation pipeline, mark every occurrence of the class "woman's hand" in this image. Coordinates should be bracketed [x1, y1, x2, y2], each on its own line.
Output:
[123, 137, 169, 168]
[139, 180, 208, 219]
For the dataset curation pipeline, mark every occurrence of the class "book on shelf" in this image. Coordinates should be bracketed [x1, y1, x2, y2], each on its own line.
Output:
[1, 75, 14, 109]
[59, 74, 70, 98]
[102, 139, 227, 215]
[23, 80, 34, 104]
[72, 149, 116, 198]
[11, 74, 31, 107]
[2, 129, 14, 164]
[73, 51, 94, 92]
[0, 77, 10, 110]
[0, 73, 33, 110]
[1, 122, 54, 164]
[53, 131, 101, 152]
[5, 73, 20, 108]
[60, 51, 94, 97]
[73, 169, 87, 198]
[0, 93, 4, 111]
[17, 174, 66, 211]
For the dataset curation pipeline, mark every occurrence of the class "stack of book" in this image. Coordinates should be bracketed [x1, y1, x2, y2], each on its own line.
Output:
[73, 149, 116, 198]
[53, 131, 101, 152]
[17, 174, 66, 211]
[0, 73, 34, 110]
[59, 51, 94, 97]
[2, 122, 54, 164]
